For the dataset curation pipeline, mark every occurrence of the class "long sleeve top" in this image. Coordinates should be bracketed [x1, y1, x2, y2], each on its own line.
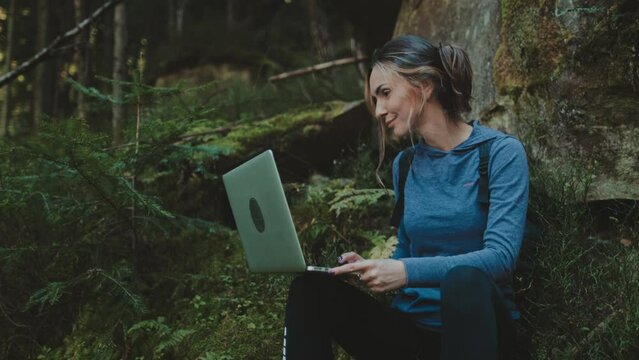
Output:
[390, 120, 529, 329]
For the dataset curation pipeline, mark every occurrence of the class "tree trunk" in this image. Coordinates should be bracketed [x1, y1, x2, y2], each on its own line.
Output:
[167, 0, 176, 39]
[34, 0, 55, 129]
[176, 0, 189, 35]
[226, 0, 236, 29]
[1, 0, 16, 137]
[112, 1, 126, 145]
[307, 0, 334, 62]
[74, 0, 89, 120]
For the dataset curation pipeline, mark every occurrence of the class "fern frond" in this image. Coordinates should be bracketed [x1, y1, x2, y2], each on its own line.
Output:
[127, 317, 171, 337]
[365, 235, 398, 260]
[329, 188, 392, 217]
[155, 328, 196, 355]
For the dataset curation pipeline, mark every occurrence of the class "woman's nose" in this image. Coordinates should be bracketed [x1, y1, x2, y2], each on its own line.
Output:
[375, 102, 387, 120]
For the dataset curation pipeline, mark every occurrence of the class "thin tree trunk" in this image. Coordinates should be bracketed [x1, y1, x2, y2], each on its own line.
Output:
[226, 0, 236, 29]
[176, 0, 189, 35]
[307, 0, 334, 62]
[1, 0, 16, 137]
[167, 0, 176, 39]
[112, 1, 126, 145]
[34, 0, 55, 129]
[74, 0, 89, 120]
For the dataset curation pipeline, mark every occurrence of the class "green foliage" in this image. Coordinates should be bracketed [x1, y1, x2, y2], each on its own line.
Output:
[3, 62, 638, 360]
[1, 69, 374, 359]
[0, 94, 222, 358]
[284, 175, 395, 270]
[25, 281, 67, 311]
[360, 232, 398, 260]
[513, 137, 639, 358]
[197, 351, 235, 360]
[329, 188, 392, 218]
[127, 317, 196, 358]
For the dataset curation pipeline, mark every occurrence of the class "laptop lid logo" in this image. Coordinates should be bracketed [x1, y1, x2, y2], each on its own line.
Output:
[249, 198, 266, 233]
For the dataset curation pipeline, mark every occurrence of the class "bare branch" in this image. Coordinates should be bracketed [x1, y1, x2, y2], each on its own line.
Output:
[0, 0, 125, 88]
[268, 55, 368, 83]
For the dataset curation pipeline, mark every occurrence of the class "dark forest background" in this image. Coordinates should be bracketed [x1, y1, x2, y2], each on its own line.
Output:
[0, 0, 398, 137]
[0, 1, 410, 359]
[1, 1, 638, 359]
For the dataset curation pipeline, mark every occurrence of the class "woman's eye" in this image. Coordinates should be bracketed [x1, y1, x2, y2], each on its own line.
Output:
[382, 89, 390, 96]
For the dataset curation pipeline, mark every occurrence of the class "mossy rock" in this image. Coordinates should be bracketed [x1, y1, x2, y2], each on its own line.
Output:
[395, 0, 639, 201]
[169, 100, 372, 219]
[494, 0, 567, 93]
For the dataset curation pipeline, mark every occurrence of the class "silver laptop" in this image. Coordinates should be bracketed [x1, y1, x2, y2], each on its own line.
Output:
[222, 150, 330, 273]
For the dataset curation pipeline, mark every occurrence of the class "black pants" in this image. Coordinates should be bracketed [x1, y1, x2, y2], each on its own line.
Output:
[284, 265, 517, 360]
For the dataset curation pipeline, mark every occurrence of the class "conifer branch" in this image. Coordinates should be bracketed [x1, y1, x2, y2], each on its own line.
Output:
[0, 0, 125, 88]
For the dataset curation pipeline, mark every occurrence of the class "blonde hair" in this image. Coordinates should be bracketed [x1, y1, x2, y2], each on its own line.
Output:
[365, 35, 474, 188]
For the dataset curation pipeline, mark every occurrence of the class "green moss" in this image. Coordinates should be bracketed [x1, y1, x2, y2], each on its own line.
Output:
[494, 0, 567, 93]
[496, 0, 639, 95]
[177, 101, 349, 162]
[569, 3, 639, 86]
[221, 101, 344, 146]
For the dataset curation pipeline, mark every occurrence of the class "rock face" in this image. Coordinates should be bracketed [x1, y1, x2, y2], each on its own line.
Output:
[394, 0, 501, 121]
[394, 0, 639, 200]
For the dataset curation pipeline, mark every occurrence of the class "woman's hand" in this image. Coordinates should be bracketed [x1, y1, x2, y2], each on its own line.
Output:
[330, 256, 407, 293]
[337, 251, 365, 265]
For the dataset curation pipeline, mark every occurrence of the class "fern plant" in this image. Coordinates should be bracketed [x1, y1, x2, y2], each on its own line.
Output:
[127, 317, 196, 359]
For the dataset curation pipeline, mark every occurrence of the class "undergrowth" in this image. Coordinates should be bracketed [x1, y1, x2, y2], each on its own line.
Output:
[510, 130, 638, 358]
[1, 74, 637, 359]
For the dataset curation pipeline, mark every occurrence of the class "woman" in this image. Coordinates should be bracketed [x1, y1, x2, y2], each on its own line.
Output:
[284, 35, 529, 359]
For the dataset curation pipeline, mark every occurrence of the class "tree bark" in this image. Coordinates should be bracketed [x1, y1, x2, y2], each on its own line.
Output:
[112, 1, 127, 145]
[307, 0, 334, 62]
[1, 0, 16, 137]
[226, 0, 236, 29]
[34, 0, 55, 129]
[176, 0, 189, 35]
[74, 0, 89, 120]
[167, 0, 176, 38]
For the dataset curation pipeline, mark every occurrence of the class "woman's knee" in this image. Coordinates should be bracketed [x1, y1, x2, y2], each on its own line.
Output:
[288, 272, 339, 299]
[289, 272, 323, 294]
[441, 266, 492, 311]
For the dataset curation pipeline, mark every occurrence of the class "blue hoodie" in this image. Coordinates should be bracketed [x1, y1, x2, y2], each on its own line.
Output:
[390, 120, 529, 329]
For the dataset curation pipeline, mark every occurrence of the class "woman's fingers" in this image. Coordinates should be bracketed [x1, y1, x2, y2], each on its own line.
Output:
[338, 251, 364, 264]
[359, 260, 407, 293]
[329, 260, 369, 276]
[330, 259, 404, 294]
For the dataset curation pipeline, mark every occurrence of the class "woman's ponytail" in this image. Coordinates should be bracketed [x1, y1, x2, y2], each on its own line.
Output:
[438, 43, 473, 114]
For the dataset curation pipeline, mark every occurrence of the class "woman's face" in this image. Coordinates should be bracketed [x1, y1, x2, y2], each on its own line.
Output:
[369, 65, 418, 138]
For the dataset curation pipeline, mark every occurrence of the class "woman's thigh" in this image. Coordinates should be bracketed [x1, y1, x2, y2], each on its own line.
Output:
[286, 273, 440, 360]
[440, 266, 517, 359]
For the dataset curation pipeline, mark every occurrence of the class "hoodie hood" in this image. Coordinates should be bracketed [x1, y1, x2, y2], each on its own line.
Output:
[415, 120, 504, 157]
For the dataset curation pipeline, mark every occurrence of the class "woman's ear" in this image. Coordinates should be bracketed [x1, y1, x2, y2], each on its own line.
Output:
[420, 81, 434, 102]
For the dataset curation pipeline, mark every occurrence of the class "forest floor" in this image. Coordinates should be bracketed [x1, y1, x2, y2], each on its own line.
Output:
[1, 78, 637, 359]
